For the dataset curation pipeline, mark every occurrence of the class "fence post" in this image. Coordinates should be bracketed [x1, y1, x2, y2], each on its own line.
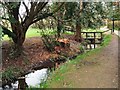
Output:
[94, 32, 95, 49]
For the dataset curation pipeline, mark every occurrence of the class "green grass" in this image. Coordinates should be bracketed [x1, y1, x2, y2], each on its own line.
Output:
[82, 28, 103, 32]
[2, 28, 56, 41]
[41, 34, 112, 88]
[26, 28, 41, 38]
[64, 31, 74, 35]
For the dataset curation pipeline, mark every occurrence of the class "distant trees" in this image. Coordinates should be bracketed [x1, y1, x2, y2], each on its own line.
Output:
[105, 2, 120, 30]
[51, 2, 106, 42]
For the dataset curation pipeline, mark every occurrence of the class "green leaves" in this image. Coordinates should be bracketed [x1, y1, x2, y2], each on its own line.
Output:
[8, 15, 17, 23]
[7, 2, 20, 9]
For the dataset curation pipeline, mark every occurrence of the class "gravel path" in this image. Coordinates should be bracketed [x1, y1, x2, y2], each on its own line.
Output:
[114, 30, 120, 37]
[69, 35, 119, 88]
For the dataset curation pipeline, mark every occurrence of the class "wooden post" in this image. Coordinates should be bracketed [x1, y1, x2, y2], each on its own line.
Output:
[86, 32, 88, 39]
[93, 32, 95, 49]
[112, 18, 114, 33]
[89, 44, 92, 50]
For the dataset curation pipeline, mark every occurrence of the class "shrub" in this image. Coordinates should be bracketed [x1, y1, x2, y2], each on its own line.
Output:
[41, 34, 61, 52]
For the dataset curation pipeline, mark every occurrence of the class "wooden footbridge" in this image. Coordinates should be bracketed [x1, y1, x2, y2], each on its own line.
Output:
[82, 31, 103, 49]
[65, 27, 110, 49]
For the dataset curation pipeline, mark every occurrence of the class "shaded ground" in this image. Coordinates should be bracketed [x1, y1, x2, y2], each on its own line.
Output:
[1, 34, 82, 86]
[47, 34, 119, 88]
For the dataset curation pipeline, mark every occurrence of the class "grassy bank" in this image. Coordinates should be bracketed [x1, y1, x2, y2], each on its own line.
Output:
[40, 34, 112, 88]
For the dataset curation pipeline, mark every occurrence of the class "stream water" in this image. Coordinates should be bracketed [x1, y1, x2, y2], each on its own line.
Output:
[1, 68, 48, 90]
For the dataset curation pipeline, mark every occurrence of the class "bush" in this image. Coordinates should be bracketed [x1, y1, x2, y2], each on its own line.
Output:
[41, 34, 61, 52]
[107, 20, 120, 30]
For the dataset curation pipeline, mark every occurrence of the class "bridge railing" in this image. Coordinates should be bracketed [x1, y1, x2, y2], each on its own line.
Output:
[81, 32, 103, 49]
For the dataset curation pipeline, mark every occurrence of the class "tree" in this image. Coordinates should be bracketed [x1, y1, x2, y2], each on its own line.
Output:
[74, 1, 83, 42]
[55, 2, 106, 42]
[0, 1, 64, 50]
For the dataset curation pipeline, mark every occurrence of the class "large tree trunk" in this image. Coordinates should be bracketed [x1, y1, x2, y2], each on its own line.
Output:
[75, 21, 82, 42]
[8, 2, 26, 51]
[11, 24, 27, 47]
[57, 18, 62, 38]
[56, 3, 63, 38]
[10, 23, 28, 56]
[74, 1, 83, 42]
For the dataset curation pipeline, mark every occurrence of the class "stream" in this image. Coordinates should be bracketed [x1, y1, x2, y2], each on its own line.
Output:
[1, 68, 48, 90]
[0, 43, 101, 90]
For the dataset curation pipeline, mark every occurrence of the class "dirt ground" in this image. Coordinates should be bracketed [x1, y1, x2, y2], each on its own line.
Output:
[2, 35, 81, 70]
[1, 34, 81, 86]
[50, 34, 119, 88]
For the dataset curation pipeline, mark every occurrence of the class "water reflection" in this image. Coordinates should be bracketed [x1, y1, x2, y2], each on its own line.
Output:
[26, 68, 48, 87]
[2, 68, 48, 89]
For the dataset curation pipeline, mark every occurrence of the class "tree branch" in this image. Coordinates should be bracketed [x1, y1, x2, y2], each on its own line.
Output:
[30, 2, 65, 25]
[34, 2, 48, 14]
[29, 2, 37, 18]
[23, 2, 29, 16]
[1, 17, 9, 20]
[22, 2, 37, 26]
[30, 13, 53, 25]
[0, 24, 16, 39]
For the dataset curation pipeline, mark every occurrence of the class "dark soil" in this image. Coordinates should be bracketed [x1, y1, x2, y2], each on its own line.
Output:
[1, 34, 82, 86]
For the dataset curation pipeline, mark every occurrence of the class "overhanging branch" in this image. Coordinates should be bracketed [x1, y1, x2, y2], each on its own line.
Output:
[0, 24, 16, 39]
[30, 13, 53, 25]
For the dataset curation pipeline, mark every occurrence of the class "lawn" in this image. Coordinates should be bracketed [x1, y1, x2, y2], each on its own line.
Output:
[82, 28, 103, 32]
[2, 27, 56, 41]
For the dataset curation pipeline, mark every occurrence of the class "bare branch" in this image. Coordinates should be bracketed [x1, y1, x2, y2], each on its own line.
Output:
[22, 2, 37, 26]
[34, 2, 48, 14]
[31, 2, 65, 25]
[23, 2, 29, 16]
